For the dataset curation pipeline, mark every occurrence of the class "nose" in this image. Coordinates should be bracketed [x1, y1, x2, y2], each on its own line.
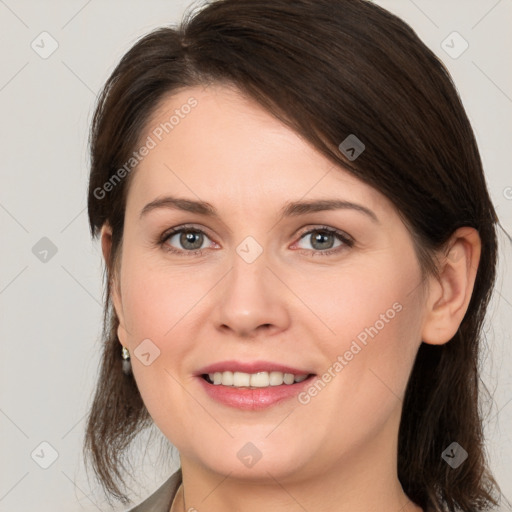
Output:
[213, 248, 291, 339]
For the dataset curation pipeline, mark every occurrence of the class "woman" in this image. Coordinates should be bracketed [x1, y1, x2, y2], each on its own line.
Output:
[84, 0, 509, 511]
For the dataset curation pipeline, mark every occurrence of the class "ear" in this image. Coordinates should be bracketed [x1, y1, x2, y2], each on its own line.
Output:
[100, 223, 128, 346]
[421, 227, 481, 345]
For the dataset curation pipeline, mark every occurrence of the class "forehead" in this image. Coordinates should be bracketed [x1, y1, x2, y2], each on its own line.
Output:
[127, 84, 396, 220]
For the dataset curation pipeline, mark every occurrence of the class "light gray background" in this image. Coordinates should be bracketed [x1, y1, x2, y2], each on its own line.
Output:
[0, 1, 511, 510]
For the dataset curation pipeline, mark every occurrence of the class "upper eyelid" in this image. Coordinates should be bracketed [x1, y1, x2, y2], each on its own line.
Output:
[162, 224, 215, 242]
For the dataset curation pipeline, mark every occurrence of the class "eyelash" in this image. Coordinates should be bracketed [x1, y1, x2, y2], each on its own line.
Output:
[158, 224, 354, 258]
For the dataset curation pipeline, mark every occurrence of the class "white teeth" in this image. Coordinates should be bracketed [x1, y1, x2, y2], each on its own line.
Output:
[206, 371, 309, 387]
[269, 371, 284, 386]
[221, 371, 233, 386]
[283, 373, 295, 385]
[233, 372, 250, 387]
[250, 372, 268, 387]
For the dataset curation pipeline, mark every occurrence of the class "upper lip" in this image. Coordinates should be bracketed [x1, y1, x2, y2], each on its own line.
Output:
[195, 360, 314, 376]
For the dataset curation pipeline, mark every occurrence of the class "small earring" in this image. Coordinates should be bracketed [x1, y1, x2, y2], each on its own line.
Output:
[121, 346, 132, 376]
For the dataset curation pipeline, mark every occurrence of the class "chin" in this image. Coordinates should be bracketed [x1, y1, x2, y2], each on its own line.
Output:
[191, 440, 315, 482]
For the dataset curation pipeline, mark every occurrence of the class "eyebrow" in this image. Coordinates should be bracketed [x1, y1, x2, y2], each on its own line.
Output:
[139, 196, 379, 223]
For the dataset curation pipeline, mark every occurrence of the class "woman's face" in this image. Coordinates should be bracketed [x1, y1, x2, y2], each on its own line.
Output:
[111, 84, 429, 482]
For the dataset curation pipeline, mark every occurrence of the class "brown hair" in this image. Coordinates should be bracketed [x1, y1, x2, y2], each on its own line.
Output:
[84, 0, 509, 510]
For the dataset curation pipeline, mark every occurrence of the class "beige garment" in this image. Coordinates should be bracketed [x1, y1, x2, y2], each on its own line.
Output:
[127, 468, 182, 512]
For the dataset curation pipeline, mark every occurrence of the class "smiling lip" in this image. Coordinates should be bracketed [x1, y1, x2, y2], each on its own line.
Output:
[195, 360, 316, 411]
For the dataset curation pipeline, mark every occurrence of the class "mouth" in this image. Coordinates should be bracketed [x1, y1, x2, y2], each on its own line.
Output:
[195, 363, 317, 410]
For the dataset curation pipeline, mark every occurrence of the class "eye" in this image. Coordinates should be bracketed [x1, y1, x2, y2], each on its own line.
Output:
[294, 226, 354, 256]
[160, 225, 214, 256]
[158, 224, 354, 257]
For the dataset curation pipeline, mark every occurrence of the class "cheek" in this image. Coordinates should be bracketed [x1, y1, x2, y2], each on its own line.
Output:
[118, 259, 200, 433]
[289, 256, 420, 353]
[120, 255, 206, 340]
[296, 254, 423, 411]
[292, 291, 422, 458]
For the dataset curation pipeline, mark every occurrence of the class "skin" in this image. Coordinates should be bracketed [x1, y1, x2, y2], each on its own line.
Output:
[101, 84, 481, 512]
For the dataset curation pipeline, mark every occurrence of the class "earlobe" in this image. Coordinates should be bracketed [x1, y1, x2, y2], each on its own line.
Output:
[421, 227, 481, 345]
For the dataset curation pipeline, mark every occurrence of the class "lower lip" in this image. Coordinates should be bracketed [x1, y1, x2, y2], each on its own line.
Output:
[196, 375, 316, 410]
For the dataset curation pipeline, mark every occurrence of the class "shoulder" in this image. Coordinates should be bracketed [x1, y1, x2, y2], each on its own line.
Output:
[125, 468, 182, 512]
